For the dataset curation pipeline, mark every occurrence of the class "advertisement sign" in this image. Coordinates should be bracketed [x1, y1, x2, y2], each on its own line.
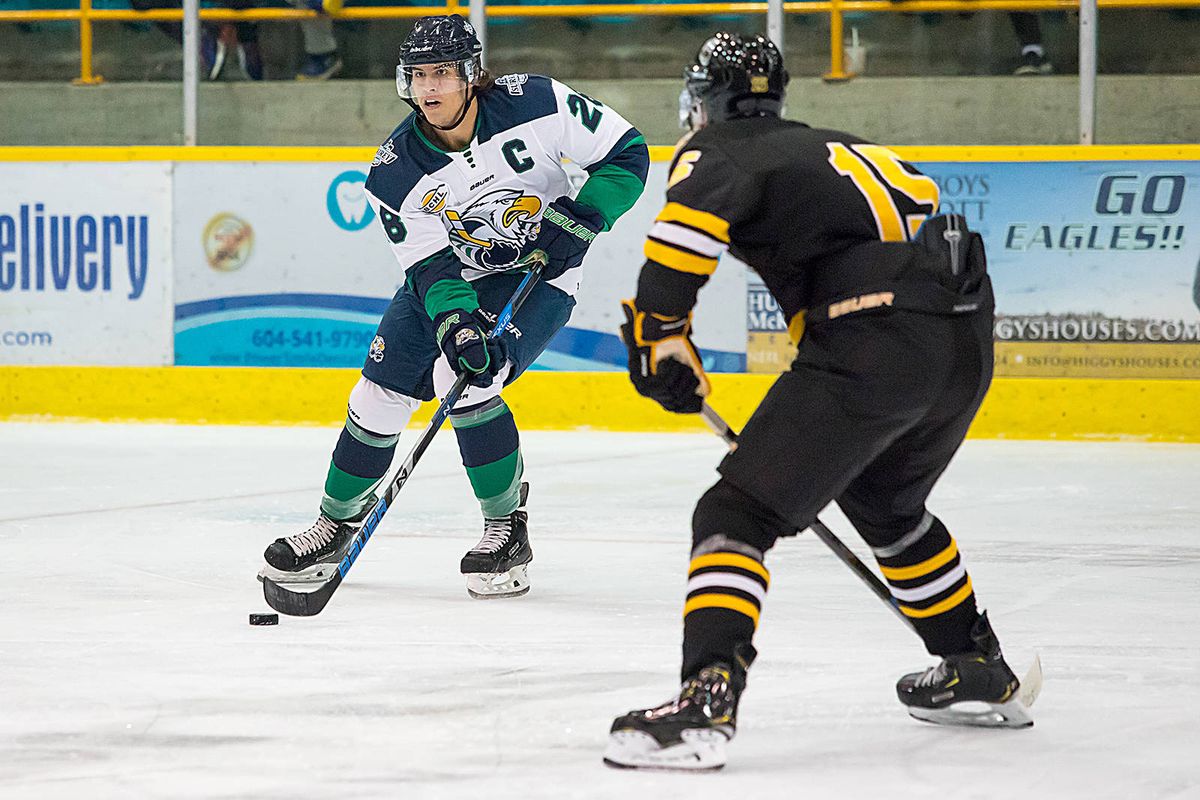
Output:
[746, 274, 794, 373]
[173, 161, 748, 371]
[747, 159, 1200, 378]
[173, 163, 399, 367]
[0, 163, 173, 365]
[939, 160, 1200, 378]
[8, 154, 1193, 378]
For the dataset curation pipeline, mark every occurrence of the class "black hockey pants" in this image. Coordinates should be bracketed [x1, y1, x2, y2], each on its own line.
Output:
[712, 287, 994, 557]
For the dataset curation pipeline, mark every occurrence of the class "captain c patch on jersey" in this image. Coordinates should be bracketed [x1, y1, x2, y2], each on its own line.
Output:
[436, 188, 544, 272]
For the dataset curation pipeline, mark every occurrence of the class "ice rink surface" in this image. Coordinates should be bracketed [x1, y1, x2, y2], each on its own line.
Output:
[1, 422, 1199, 799]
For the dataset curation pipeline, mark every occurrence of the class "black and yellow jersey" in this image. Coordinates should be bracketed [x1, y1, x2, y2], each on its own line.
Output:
[635, 115, 940, 337]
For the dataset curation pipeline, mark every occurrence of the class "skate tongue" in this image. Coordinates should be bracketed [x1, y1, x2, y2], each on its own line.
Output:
[473, 518, 513, 553]
[287, 516, 340, 556]
[915, 660, 950, 688]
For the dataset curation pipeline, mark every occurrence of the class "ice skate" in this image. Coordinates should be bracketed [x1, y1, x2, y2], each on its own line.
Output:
[604, 659, 749, 772]
[460, 482, 532, 599]
[259, 513, 359, 585]
[897, 611, 1040, 728]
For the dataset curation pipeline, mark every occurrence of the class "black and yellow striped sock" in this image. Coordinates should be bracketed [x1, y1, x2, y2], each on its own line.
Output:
[681, 541, 769, 679]
[873, 513, 979, 654]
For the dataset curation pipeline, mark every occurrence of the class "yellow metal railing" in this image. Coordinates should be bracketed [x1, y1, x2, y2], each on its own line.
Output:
[2, 0, 1199, 85]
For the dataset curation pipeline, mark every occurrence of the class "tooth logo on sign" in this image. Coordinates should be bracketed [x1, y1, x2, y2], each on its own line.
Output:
[327, 171, 376, 232]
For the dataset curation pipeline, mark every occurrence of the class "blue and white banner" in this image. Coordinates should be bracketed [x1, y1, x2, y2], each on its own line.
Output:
[172, 163, 400, 367]
[0, 163, 173, 365]
[929, 159, 1200, 377]
[747, 158, 1200, 378]
[171, 161, 747, 371]
[7, 156, 1194, 378]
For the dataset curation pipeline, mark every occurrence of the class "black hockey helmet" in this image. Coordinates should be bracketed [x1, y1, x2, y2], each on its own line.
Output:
[679, 32, 789, 130]
[396, 15, 484, 129]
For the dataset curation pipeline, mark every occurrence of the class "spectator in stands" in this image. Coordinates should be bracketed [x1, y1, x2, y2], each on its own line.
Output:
[291, 0, 344, 80]
[129, 0, 262, 80]
[1010, 13, 1051, 75]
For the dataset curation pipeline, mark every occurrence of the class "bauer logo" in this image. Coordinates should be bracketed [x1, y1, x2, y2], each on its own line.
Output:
[327, 171, 375, 232]
[202, 213, 253, 272]
[0, 203, 150, 299]
[339, 497, 388, 576]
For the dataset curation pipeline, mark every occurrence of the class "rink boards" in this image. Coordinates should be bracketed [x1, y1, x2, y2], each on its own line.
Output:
[2, 365, 1199, 442]
[2, 144, 1199, 440]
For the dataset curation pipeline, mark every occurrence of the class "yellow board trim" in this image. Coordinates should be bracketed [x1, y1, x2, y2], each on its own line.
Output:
[880, 541, 959, 582]
[683, 594, 761, 626]
[899, 578, 975, 619]
[889, 145, 1200, 162]
[689, 552, 770, 585]
[3, 369, 1200, 442]
[4, 144, 1200, 164]
[644, 239, 719, 276]
[655, 202, 732, 243]
[0, 146, 374, 162]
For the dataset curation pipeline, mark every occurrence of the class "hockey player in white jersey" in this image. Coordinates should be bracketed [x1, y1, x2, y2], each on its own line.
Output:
[260, 15, 649, 598]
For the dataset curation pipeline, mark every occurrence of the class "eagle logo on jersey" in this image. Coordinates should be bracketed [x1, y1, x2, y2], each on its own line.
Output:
[440, 189, 543, 272]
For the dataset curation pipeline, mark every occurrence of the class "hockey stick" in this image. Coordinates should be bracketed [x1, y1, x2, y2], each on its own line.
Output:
[262, 252, 547, 617]
[697, 402, 918, 635]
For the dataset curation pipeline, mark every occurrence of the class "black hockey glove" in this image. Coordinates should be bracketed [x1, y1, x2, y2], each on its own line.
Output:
[619, 299, 710, 414]
[528, 197, 605, 279]
[433, 308, 507, 388]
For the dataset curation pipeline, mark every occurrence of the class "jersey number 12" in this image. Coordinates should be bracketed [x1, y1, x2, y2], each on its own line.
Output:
[827, 143, 939, 242]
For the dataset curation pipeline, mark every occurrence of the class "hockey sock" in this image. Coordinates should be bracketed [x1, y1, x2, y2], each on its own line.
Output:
[681, 536, 769, 681]
[320, 415, 399, 521]
[871, 513, 979, 655]
[450, 397, 524, 518]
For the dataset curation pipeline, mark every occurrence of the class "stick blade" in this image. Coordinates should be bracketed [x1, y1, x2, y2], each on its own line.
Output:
[262, 572, 340, 617]
[1016, 653, 1044, 708]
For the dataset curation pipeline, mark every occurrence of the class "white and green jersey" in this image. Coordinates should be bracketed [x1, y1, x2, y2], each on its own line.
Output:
[364, 74, 648, 301]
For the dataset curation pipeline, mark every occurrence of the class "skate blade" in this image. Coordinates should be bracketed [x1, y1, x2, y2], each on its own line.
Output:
[602, 728, 727, 772]
[908, 698, 1033, 729]
[909, 654, 1042, 729]
[257, 561, 339, 586]
[464, 563, 530, 599]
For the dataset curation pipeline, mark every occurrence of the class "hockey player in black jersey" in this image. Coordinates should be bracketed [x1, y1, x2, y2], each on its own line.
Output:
[605, 32, 1033, 771]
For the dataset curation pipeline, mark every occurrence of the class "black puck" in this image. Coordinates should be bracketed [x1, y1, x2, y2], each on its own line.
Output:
[249, 613, 279, 626]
